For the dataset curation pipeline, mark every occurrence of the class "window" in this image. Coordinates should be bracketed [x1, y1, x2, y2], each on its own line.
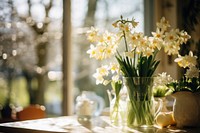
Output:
[0, 0, 63, 117]
[0, 0, 146, 117]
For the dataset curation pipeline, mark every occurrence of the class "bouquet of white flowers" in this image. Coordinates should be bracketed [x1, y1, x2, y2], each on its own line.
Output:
[86, 16, 191, 127]
[168, 51, 200, 92]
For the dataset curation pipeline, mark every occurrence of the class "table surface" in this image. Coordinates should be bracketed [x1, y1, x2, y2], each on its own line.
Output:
[0, 116, 200, 133]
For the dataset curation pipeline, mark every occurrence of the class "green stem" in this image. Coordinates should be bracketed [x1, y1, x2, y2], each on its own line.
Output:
[125, 77, 154, 127]
[110, 94, 120, 125]
[123, 31, 128, 52]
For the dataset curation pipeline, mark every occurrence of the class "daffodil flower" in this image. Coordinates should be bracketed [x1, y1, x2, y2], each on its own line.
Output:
[174, 51, 197, 68]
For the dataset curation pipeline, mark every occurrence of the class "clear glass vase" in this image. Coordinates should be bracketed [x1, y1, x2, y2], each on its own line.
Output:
[124, 77, 162, 128]
[107, 89, 126, 126]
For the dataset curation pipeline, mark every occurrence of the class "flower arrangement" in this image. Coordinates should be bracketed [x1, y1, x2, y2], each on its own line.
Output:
[165, 51, 200, 128]
[86, 16, 190, 127]
[87, 16, 190, 86]
[153, 51, 200, 97]
[167, 51, 200, 92]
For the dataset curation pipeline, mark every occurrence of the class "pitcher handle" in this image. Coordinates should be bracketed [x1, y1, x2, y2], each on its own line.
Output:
[154, 98, 163, 117]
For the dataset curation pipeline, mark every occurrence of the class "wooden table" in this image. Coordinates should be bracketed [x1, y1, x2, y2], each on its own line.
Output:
[0, 116, 200, 133]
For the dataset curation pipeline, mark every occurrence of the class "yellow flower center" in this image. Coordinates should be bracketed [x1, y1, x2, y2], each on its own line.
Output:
[156, 34, 161, 38]
[169, 36, 174, 40]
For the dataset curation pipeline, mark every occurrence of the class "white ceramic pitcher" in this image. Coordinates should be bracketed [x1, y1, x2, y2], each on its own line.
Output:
[75, 91, 105, 117]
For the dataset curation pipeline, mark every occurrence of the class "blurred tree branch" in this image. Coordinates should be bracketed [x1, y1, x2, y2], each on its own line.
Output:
[14, 0, 54, 105]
